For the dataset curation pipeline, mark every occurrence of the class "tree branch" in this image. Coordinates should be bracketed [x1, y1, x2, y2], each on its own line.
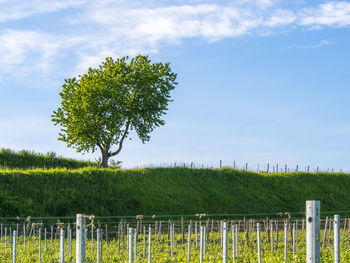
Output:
[110, 121, 130, 157]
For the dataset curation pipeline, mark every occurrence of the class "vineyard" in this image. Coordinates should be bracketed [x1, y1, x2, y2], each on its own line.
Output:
[1, 208, 350, 262]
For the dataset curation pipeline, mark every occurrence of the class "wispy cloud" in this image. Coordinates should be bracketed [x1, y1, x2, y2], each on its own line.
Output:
[0, 0, 85, 22]
[280, 39, 334, 50]
[0, 1, 349, 82]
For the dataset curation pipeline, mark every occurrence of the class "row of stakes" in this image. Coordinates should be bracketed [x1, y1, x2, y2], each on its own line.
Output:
[0, 201, 339, 263]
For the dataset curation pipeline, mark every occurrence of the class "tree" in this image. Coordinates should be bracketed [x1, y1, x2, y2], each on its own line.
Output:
[52, 55, 177, 167]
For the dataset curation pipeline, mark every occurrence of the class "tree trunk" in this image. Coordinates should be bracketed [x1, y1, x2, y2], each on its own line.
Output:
[101, 152, 110, 168]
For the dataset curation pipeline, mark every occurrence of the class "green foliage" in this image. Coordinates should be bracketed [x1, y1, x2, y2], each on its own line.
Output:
[1, 229, 350, 262]
[0, 168, 349, 217]
[0, 148, 96, 170]
[52, 55, 178, 167]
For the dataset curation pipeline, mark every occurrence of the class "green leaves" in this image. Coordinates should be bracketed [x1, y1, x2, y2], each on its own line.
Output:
[52, 55, 177, 167]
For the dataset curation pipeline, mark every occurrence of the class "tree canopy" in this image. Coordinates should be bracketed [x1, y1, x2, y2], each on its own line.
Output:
[52, 55, 177, 167]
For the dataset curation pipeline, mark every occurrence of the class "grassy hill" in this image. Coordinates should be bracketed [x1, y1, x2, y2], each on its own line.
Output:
[0, 167, 349, 217]
[0, 148, 97, 169]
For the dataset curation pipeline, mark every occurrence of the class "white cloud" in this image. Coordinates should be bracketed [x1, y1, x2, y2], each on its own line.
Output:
[300, 2, 350, 27]
[0, 1, 349, 81]
[0, 0, 85, 22]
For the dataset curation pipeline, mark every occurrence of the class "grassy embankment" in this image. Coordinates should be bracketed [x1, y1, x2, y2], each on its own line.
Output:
[0, 164, 349, 217]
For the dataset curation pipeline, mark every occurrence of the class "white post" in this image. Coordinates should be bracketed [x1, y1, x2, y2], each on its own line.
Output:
[200, 226, 204, 263]
[143, 226, 146, 258]
[187, 225, 191, 263]
[5, 227, 7, 249]
[293, 223, 296, 258]
[306, 200, 321, 263]
[170, 223, 174, 257]
[148, 225, 152, 263]
[51, 225, 53, 248]
[68, 226, 72, 263]
[235, 224, 239, 257]
[23, 225, 26, 251]
[59, 229, 65, 263]
[257, 223, 261, 263]
[134, 229, 137, 260]
[91, 224, 94, 253]
[12, 230, 17, 263]
[129, 228, 134, 263]
[97, 229, 101, 263]
[39, 228, 41, 263]
[76, 214, 86, 263]
[284, 223, 288, 263]
[44, 228, 47, 251]
[223, 222, 228, 263]
[232, 224, 236, 261]
[271, 222, 274, 253]
[334, 215, 340, 263]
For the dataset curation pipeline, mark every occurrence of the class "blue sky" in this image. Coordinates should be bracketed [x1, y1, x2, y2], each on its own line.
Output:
[0, 0, 349, 171]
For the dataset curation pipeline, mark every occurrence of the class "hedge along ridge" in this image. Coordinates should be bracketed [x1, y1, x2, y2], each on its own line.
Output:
[0, 167, 349, 217]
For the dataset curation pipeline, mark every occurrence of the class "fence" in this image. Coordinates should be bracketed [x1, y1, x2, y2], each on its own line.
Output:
[130, 161, 345, 173]
[0, 201, 349, 262]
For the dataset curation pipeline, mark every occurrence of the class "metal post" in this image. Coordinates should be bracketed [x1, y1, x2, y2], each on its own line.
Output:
[200, 226, 204, 263]
[23, 225, 26, 251]
[293, 223, 296, 258]
[235, 224, 239, 257]
[143, 226, 146, 258]
[148, 225, 152, 263]
[187, 225, 191, 263]
[12, 230, 17, 263]
[306, 200, 321, 263]
[284, 223, 288, 262]
[76, 214, 86, 263]
[97, 229, 101, 263]
[257, 223, 261, 263]
[91, 224, 94, 253]
[68, 226, 72, 263]
[134, 228, 137, 260]
[232, 224, 236, 261]
[44, 228, 47, 251]
[59, 229, 65, 263]
[271, 222, 274, 253]
[223, 222, 228, 263]
[129, 228, 134, 263]
[334, 215, 340, 263]
[170, 223, 174, 257]
[39, 228, 41, 263]
[51, 225, 53, 248]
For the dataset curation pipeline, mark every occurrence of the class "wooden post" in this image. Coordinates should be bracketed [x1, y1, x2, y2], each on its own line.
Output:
[306, 200, 321, 263]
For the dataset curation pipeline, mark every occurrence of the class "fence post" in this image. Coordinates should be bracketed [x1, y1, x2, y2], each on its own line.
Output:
[232, 224, 235, 260]
[12, 230, 17, 263]
[76, 214, 86, 263]
[148, 225, 152, 263]
[60, 229, 65, 263]
[334, 215, 340, 263]
[200, 226, 204, 263]
[187, 225, 191, 263]
[257, 223, 261, 263]
[306, 200, 321, 263]
[223, 222, 227, 263]
[39, 228, 41, 263]
[284, 223, 288, 263]
[129, 228, 134, 263]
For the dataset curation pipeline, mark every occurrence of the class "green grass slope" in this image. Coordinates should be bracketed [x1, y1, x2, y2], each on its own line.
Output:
[0, 167, 348, 217]
[0, 148, 96, 169]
